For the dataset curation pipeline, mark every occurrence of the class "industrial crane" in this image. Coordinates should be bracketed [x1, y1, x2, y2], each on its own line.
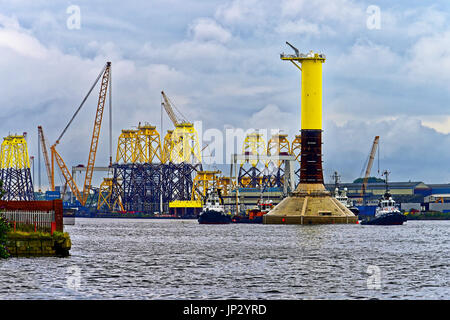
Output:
[37, 126, 53, 191]
[160, 91, 204, 163]
[161, 91, 188, 126]
[161, 91, 210, 151]
[361, 136, 380, 202]
[50, 62, 111, 207]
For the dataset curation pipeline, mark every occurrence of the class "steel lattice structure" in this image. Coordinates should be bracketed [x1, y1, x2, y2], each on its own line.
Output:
[133, 124, 163, 163]
[51, 61, 111, 206]
[236, 132, 300, 190]
[98, 119, 204, 213]
[191, 170, 221, 201]
[116, 129, 137, 164]
[110, 162, 199, 213]
[0, 135, 35, 200]
[266, 133, 291, 188]
[97, 177, 124, 212]
[238, 132, 269, 188]
[291, 134, 301, 187]
[161, 130, 174, 164]
[170, 123, 202, 164]
[216, 176, 234, 196]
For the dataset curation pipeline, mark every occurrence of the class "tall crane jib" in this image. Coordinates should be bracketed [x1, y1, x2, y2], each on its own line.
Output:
[361, 136, 380, 202]
[50, 62, 111, 207]
[38, 126, 53, 191]
[82, 63, 111, 204]
[161, 91, 180, 126]
[160, 91, 201, 164]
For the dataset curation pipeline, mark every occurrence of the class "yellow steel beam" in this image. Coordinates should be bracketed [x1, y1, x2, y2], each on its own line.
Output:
[51, 146, 83, 204]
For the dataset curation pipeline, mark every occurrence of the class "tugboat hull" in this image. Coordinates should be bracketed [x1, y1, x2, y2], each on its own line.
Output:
[361, 213, 407, 225]
[349, 207, 359, 216]
[232, 216, 264, 224]
[198, 210, 231, 224]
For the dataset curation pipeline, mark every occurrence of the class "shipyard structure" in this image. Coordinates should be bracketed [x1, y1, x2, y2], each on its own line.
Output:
[1, 52, 447, 220]
[0, 60, 299, 218]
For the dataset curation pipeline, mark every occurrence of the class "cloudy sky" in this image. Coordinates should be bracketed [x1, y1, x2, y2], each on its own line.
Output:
[0, 0, 449, 189]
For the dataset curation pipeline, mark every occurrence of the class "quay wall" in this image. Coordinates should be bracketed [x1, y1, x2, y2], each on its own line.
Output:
[5, 231, 71, 257]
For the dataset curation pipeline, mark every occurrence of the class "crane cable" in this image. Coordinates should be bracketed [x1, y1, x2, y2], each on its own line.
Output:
[166, 94, 188, 124]
[55, 63, 107, 144]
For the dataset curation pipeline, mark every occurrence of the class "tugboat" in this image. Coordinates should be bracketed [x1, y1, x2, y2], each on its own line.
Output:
[334, 187, 359, 216]
[360, 170, 407, 225]
[331, 171, 359, 216]
[198, 187, 231, 224]
[232, 197, 274, 224]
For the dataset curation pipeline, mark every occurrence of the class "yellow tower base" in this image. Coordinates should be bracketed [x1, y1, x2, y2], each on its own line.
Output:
[263, 183, 358, 225]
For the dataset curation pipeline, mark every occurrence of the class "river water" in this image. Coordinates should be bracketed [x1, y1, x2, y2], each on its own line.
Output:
[0, 218, 448, 299]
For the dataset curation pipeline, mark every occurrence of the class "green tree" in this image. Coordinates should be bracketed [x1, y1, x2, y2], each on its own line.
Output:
[353, 177, 385, 183]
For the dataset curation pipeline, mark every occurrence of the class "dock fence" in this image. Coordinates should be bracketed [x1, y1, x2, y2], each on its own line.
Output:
[0, 199, 64, 233]
[1, 210, 56, 233]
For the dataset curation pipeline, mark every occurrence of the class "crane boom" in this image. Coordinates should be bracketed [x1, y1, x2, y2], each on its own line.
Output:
[51, 146, 83, 203]
[161, 91, 179, 126]
[81, 62, 111, 205]
[286, 41, 299, 56]
[361, 136, 380, 198]
[51, 62, 111, 206]
[38, 126, 53, 191]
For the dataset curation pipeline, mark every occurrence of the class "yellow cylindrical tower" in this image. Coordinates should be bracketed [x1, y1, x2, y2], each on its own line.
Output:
[263, 44, 357, 225]
[280, 50, 325, 129]
[281, 50, 325, 184]
[300, 56, 324, 130]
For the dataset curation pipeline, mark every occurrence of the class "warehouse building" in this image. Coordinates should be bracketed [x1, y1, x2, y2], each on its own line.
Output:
[325, 181, 450, 212]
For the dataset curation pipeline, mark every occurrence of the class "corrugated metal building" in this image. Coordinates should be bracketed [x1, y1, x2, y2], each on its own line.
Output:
[325, 181, 429, 202]
[325, 181, 450, 212]
[424, 184, 450, 196]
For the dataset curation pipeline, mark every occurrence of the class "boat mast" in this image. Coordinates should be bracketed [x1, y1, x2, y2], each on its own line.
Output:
[331, 171, 340, 197]
[382, 170, 390, 194]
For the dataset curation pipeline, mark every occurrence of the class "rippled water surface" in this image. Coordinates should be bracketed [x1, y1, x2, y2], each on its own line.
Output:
[0, 218, 448, 299]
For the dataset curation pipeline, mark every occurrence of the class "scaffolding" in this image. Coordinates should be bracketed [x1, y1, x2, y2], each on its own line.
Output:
[0, 135, 35, 200]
